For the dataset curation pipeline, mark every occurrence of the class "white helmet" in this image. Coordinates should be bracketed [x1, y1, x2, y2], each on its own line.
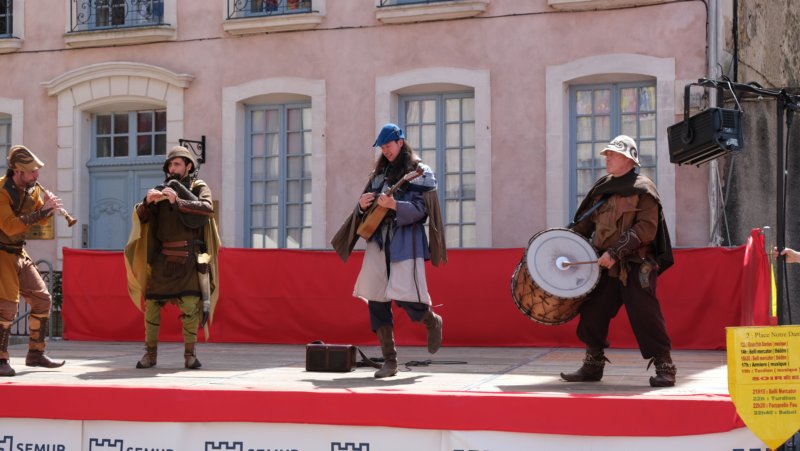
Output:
[600, 135, 640, 166]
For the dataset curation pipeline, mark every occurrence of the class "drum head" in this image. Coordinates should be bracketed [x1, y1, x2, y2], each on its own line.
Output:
[524, 228, 600, 299]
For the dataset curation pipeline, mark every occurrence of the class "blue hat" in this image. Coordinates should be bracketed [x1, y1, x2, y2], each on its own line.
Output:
[373, 123, 405, 147]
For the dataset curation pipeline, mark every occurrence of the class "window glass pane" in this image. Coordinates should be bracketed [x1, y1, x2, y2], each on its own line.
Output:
[576, 117, 592, 141]
[620, 88, 638, 113]
[251, 157, 266, 179]
[421, 125, 436, 149]
[445, 174, 460, 199]
[445, 98, 460, 122]
[462, 123, 475, 147]
[445, 148, 460, 171]
[286, 179, 301, 202]
[462, 147, 475, 172]
[251, 205, 264, 227]
[461, 98, 475, 121]
[461, 225, 476, 248]
[576, 143, 593, 168]
[594, 90, 610, 114]
[639, 139, 656, 167]
[445, 124, 461, 148]
[445, 200, 460, 223]
[286, 229, 302, 249]
[620, 114, 638, 136]
[595, 115, 611, 141]
[287, 132, 302, 155]
[96, 137, 111, 158]
[462, 200, 476, 222]
[137, 111, 153, 132]
[155, 110, 166, 131]
[461, 173, 476, 199]
[114, 136, 128, 157]
[287, 108, 302, 130]
[264, 229, 278, 248]
[265, 181, 279, 203]
[303, 179, 312, 202]
[266, 157, 279, 179]
[406, 101, 420, 123]
[155, 134, 166, 155]
[640, 112, 656, 138]
[640, 86, 656, 111]
[266, 205, 278, 227]
[251, 110, 266, 133]
[97, 115, 112, 135]
[266, 134, 279, 156]
[266, 109, 279, 132]
[576, 90, 592, 115]
[137, 135, 151, 156]
[251, 181, 265, 204]
[287, 204, 302, 227]
[114, 113, 128, 133]
[252, 135, 266, 157]
[421, 100, 436, 122]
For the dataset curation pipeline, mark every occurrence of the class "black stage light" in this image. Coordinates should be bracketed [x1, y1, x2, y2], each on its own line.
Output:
[667, 107, 743, 166]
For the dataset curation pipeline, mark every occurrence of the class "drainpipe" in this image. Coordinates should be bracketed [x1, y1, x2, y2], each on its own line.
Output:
[707, 0, 721, 245]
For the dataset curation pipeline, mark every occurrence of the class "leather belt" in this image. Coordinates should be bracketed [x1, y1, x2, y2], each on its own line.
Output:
[0, 243, 23, 255]
[162, 241, 188, 248]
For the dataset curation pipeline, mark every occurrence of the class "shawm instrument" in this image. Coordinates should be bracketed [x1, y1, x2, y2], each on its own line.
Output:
[356, 167, 424, 240]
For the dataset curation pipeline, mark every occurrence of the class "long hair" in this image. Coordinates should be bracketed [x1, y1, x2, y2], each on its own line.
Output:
[371, 141, 420, 185]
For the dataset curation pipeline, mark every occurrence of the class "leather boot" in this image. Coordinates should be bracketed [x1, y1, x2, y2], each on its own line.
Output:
[0, 325, 15, 377]
[25, 350, 66, 368]
[374, 325, 398, 378]
[26, 317, 65, 368]
[421, 310, 443, 354]
[648, 351, 677, 387]
[560, 347, 609, 382]
[184, 343, 202, 369]
[136, 344, 158, 369]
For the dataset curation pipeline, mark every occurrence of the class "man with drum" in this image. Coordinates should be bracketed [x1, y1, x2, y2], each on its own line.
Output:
[561, 135, 676, 387]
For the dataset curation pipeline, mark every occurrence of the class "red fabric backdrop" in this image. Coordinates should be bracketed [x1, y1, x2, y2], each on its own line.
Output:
[62, 229, 772, 349]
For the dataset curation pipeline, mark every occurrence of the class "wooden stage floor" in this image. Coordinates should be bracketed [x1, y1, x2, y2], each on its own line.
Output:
[5, 340, 728, 396]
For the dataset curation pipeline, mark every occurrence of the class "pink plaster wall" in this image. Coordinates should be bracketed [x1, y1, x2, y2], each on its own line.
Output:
[0, 0, 711, 263]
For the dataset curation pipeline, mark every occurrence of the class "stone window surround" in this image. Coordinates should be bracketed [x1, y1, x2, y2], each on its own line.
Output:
[545, 53, 677, 236]
[0, 0, 24, 54]
[42, 61, 193, 256]
[374, 0, 489, 24]
[376, 67, 492, 247]
[221, 77, 327, 248]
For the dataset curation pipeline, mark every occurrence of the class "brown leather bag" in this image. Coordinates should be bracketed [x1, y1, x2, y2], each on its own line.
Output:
[305, 341, 380, 372]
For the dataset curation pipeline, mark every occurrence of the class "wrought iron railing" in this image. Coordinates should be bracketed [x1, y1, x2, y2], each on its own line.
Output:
[227, 0, 312, 20]
[0, 0, 12, 37]
[70, 0, 164, 32]
[11, 260, 62, 339]
[379, 0, 451, 6]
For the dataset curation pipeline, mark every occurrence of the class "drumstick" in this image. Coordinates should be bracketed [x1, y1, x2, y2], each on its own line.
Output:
[561, 260, 598, 267]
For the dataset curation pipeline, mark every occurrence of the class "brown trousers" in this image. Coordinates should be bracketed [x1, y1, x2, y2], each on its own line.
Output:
[0, 253, 53, 358]
[576, 261, 671, 359]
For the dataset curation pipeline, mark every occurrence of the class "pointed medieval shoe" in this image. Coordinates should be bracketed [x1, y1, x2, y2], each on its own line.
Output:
[374, 325, 398, 378]
[421, 310, 443, 354]
[0, 359, 15, 377]
[648, 352, 677, 387]
[136, 345, 158, 369]
[561, 348, 609, 382]
[184, 343, 202, 369]
[25, 350, 65, 368]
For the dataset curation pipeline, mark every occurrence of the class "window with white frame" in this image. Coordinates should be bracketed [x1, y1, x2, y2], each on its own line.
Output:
[70, 0, 164, 31]
[227, 0, 311, 19]
[246, 103, 312, 249]
[0, 0, 11, 37]
[400, 92, 476, 248]
[569, 82, 656, 216]
[0, 116, 9, 171]
[93, 109, 167, 159]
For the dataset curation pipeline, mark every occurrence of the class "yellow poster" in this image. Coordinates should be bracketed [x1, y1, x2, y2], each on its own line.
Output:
[727, 325, 800, 449]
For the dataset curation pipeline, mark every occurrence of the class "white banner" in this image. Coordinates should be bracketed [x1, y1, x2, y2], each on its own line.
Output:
[0, 418, 769, 451]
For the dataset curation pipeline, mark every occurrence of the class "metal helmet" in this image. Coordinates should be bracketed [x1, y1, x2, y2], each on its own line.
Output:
[163, 145, 198, 175]
[7, 145, 45, 172]
[600, 135, 640, 166]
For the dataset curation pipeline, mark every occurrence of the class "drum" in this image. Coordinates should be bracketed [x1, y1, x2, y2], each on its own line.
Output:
[510, 228, 601, 325]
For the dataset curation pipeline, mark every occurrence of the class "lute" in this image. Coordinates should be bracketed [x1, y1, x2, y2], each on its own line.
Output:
[356, 167, 425, 240]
